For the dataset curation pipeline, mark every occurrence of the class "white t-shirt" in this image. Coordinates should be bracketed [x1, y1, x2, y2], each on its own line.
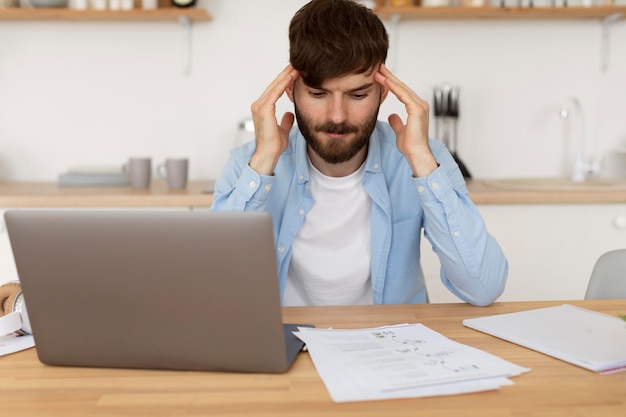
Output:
[283, 161, 372, 306]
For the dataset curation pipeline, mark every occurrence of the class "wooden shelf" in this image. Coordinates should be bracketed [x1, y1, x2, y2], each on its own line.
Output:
[0, 7, 212, 22]
[374, 6, 626, 20]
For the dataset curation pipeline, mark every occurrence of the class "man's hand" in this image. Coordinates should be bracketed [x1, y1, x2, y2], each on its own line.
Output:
[249, 65, 299, 176]
[374, 64, 438, 178]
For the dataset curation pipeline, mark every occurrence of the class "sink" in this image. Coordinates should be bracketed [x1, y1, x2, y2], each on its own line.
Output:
[482, 177, 626, 192]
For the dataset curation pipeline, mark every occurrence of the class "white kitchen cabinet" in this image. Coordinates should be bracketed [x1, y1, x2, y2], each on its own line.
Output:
[422, 203, 626, 303]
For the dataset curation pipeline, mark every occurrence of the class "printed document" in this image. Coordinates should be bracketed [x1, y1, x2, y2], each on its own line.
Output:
[294, 323, 529, 403]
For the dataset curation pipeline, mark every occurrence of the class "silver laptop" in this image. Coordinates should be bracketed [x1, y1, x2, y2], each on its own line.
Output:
[4, 209, 308, 373]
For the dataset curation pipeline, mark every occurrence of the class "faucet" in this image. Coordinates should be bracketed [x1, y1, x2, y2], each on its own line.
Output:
[559, 97, 600, 182]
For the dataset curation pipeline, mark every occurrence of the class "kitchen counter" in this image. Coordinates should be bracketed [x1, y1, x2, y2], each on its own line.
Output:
[0, 181, 215, 208]
[0, 178, 625, 207]
[468, 178, 626, 204]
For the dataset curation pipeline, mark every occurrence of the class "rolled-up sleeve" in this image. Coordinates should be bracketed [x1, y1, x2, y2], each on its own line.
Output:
[211, 150, 275, 212]
[415, 166, 508, 306]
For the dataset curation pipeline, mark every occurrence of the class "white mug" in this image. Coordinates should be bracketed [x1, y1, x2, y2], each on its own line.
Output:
[141, 0, 157, 9]
[157, 158, 189, 190]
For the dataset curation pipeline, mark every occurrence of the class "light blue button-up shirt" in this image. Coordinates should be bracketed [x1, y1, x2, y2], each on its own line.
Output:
[211, 121, 508, 306]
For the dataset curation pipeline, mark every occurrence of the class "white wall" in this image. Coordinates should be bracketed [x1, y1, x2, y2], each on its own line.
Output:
[1, 0, 625, 181]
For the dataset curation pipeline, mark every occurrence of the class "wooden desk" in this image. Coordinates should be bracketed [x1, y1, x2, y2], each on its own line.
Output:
[1, 300, 625, 416]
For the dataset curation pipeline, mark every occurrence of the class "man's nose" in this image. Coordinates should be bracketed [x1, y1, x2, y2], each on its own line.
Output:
[327, 97, 348, 124]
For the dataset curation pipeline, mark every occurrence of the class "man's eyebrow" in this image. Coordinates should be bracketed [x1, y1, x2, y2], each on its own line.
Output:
[309, 82, 375, 93]
[347, 83, 375, 93]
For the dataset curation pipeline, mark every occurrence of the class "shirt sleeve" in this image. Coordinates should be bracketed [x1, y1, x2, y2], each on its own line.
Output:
[210, 148, 275, 212]
[414, 161, 508, 307]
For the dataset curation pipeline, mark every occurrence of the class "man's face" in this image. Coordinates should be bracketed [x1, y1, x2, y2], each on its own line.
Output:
[289, 70, 385, 165]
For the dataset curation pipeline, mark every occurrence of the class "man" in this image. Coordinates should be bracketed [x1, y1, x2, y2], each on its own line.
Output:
[211, 0, 508, 307]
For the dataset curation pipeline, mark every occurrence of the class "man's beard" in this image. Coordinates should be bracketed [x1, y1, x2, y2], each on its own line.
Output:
[295, 104, 379, 165]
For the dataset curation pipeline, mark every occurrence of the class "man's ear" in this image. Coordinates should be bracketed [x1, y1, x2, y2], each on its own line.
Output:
[379, 83, 389, 104]
[286, 80, 295, 103]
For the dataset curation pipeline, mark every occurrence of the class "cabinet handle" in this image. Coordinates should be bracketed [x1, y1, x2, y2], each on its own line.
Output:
[613, 216, 626, 230]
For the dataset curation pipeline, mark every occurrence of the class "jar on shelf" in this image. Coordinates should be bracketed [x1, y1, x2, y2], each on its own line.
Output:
[421, 0, 451, 6]
[0, 0, 18, 7]
[387, 0, 414, 6]
[461, 0, 487, 6]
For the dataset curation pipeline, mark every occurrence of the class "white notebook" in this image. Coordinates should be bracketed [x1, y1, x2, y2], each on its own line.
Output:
[463, 304, 626, 373]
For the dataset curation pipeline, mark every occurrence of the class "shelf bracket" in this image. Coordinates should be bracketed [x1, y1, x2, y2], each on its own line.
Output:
[179, 15, 192, 76]
[600, 12, 623, 73]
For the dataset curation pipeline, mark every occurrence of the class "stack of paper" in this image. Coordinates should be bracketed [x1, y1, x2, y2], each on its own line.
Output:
[463, 304, 626, 373]
[294, 323, 529, 403]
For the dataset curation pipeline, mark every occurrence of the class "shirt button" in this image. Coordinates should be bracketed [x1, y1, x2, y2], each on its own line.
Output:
[373, 164, 379, 169]
[453, 231, 460, 237]
[299, 175, 305, 181]
[431, 182, 439, 190]
[417, 185, 425, 193]
[278, 246, 286, 254]
[249, 181, 257, 189]
[298, 209, 305, 216]
[263, 184, 272, 192]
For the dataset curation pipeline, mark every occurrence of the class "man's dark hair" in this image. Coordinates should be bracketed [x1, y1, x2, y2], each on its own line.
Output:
[289, 0, 389, 88]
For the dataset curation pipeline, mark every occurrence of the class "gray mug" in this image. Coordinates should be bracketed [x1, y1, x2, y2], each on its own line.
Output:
[123, 157, 152, 189]
[157, 158, 189, 189]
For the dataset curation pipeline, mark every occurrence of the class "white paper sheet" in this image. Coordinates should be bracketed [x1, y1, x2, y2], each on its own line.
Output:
[295, 323, 529, 403]
[463, 304, 626, 372]
[0, 334, 35, 357]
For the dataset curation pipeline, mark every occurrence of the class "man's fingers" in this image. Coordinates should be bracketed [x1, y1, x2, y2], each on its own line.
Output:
[377, 64, 428, 114]
[251, 65, 298, 132]
[260, 65, 298, 104]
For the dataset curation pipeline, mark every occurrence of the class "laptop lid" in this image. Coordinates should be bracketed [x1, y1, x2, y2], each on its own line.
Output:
[5, 209, 306, 373]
